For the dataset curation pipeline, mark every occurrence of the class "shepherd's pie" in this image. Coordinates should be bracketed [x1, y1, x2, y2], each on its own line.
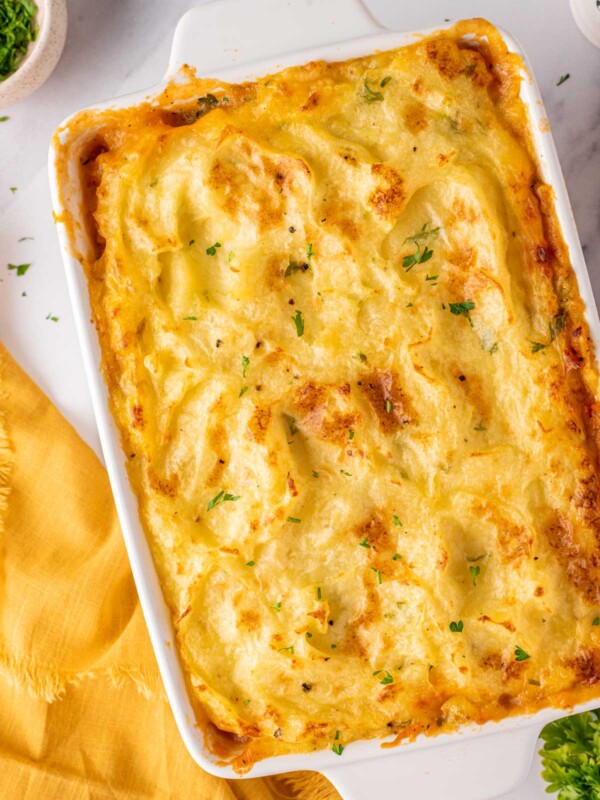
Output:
[55, 19, 600, 772]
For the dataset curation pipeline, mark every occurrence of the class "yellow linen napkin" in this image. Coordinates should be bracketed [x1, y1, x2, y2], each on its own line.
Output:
[0, 342, 340, 800]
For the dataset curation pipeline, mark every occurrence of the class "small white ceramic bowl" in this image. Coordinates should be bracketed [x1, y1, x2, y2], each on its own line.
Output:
[0, 0, 67, 108]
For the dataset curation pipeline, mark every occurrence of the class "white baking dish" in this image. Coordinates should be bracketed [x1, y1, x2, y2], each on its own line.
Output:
[48, 2, 600, 798]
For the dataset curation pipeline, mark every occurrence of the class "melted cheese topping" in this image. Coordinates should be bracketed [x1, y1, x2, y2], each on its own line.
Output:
[55, 19, 600, 772]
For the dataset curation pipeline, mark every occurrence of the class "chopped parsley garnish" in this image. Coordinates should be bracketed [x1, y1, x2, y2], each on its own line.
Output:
[197, 93, 219, 114]
[312, 470, 319, 477]
[292, 309, 304, 336]
[149, 179, 158, 188]
[239, 386, 249, 397]
[449, 620, 464, 633]
[402, 223, 440, 270]
[469, 565, 480, 586]
[287, 516, 301, 524]
[278, 646, 295, 654]
[8, 262, 30, 276]
[332, 740, 344, 756]
[449, 301, 475, 327]
[306, 242, 314, 261]
[515, 646, 530, 662]
[306, 631, 313, 638]
[9, 186, 17, 193]
[371, 567, 383, 585]
[474, 421, 487, 431]
[488, 342, 499, 354]
[426, 274, 439, 281]
[531, 341, 546, 353]
[373, 669, 393, 685]
[556, 73, 570, 86]
[241, 355, 249, 377]
[385, 400, 392, 413]
[0, 0, 38, 79]
[206, 490, 240, 511]
[380, 76, 392, 88]
[246, 561, 255, 567]
[0, 116, 8, 122]
[285, 260, 309, 276]
[528, 679, 541, 686]
[392, 553, 402, 561]
[362, 79, 384, 103]
[18, 236, 33, 241]
[340, 469, 352, 477]
[316, 587, 321, 600]
[271, 602, 282, 611]
[349, 429, 354, 440]
[550, 312, 567, 341]
[393, 515, 402, 526]
[357, 352, 367, 363]
[228, 251, 235, 262]
[45, 313, 59, 322]
[206, 242, 221, 256]
[189, 239, 195, 246]
[359, 537, 371, 548]
[183, 316, 197, 320]
[594, 617, 600, 626]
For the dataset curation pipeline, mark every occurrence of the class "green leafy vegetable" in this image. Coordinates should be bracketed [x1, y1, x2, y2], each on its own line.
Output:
[393, 515, 402, 527]
[449, 301, 475, 327]
[362, 80, 384, 103]
[359, 537, 371, 548]
[0, 0, 38, 80]
[7, 262, 30, 275]
[540, 710, 600, 799]
[402, 223, 441, 270]
[449, 620, 464, 633]
[531, 341, 546, 353]
[292, 309, 304, 336]
[594, 617, 599, 626]
[371, 567, 382, 584]
[45, 313, 59, 322]
[287, 516, 301, 524]
[373, 669, 393, 685]
[469, 565, 480, 586]
[515, 646, 530, 662]
[206, 490, 240, 511]
[246, 561, 255, 567]
[241, 355, 249, 377]
[306, 242, 314, 261]
[206, 242, 221, 256]
[392, 553, 402, 561]
[239, 386, 249, 397]
[271, 601, 282, 612]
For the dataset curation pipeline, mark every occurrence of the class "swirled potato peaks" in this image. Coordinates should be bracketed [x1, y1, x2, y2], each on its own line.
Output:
[56, 18, 600, 772]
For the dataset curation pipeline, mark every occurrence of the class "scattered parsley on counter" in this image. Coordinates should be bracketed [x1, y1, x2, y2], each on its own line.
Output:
[0, 116, 8, 121]
[469, 565, 480, 586]
[9, 186, 17, 193]
[18, 236, 33, 241]
[0, 0, 38, 80]
[292, 308, 304, 336]
[8, 262, 30, 275]
[206, 490, 240, 511]
[556, 73, 570, 86]
[373, 670, 393, 685]
[362, 79, 384, 103]
[206, 241, 221, 256]
[540, 710, 600, 798]
[515, 646, 530, 662]
[449, 620, 464, 633]
[45, 313, 59, 322]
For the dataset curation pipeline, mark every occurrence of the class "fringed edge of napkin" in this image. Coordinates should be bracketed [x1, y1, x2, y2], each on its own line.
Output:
[0, 651, 167, 703]
[275, 772, 341, 800]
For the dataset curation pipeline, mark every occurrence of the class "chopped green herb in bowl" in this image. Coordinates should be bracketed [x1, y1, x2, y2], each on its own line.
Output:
[0, 0, 38, 81]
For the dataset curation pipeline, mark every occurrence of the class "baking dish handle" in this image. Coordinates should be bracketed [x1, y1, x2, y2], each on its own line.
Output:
[322, 727, 539, 800]
[167, 0, 384, 78]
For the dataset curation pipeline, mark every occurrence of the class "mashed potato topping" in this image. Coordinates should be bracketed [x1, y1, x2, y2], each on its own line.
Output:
[55, 19, 600, 772]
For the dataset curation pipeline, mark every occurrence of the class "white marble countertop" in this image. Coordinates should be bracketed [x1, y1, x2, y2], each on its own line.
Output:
[1, 0, 598, 797]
